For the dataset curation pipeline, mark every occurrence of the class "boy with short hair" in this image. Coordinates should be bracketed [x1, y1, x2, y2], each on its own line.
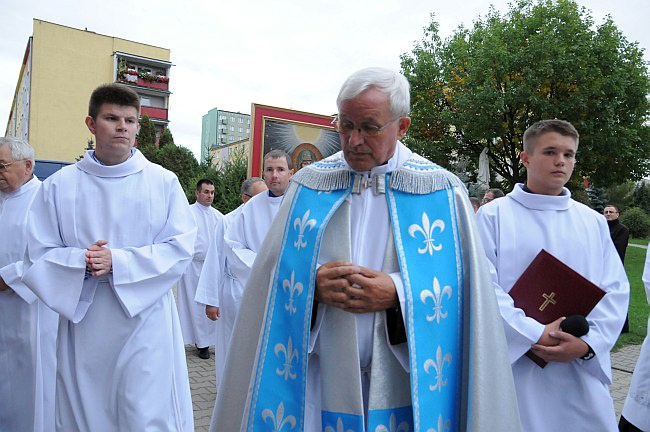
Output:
[476, 119, 629, 432]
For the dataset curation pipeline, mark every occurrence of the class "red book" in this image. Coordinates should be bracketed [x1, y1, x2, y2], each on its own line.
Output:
[508, 249, 606, 367]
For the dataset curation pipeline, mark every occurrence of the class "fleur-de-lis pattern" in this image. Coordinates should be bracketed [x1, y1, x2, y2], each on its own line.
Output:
[293, 210, 316, 250]
[408, 212, 445, 255]
[424, 346, 453, 392]
[282, 271, 304, 315]
[375, 413, 410, 432]
[325, 417, 355, 432]
[420, 277, 453, 323]
[261, 402, 297, 431]
[426, 415, 451, 432]
[274, 336, 299, 380]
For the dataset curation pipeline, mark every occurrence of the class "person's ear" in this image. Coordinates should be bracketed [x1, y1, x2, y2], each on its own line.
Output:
[85, 116, 96, 135]
[520, 151, 530, 167]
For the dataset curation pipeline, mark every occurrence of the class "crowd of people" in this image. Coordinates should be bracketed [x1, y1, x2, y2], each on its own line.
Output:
[0, 67, 647, 431]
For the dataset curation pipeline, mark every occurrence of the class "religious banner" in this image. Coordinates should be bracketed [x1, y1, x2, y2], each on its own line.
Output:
[248, 104, 341, 177]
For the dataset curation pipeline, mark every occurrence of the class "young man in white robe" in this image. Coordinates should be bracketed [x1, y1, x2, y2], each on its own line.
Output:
[177, 178, 223, 359]
[0, 137, 58, 432]
[22, 84, 197, 431]
[476, 119, 629, 432]
[211, 67, 520, 431]
[223, 150, 293, 293]
[195, 177, 267, 389]
[619, 248, 650, 431]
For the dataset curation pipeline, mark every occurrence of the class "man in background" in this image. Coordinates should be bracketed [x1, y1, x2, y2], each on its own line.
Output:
[604, 204, 630, 333]
[0, 137, 58, 432]
[177, 179, 223, 359]
[481, 187, 505, 205]
[195, 177, 267, 392]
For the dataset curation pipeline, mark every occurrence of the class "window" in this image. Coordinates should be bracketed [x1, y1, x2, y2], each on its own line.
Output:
[230, 126, 235, 132]
[230, 116, 235, 122]
[140, 96, 151, 106]
[238, 118, 243, 123]
[246, 128, 250, 134]
[238, 127, 243, 133]
[229, 136, 234, 141]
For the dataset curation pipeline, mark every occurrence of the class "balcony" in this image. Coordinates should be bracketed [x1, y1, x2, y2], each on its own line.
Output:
[141, 106, 168, 121]
[117, 70, 169, 92]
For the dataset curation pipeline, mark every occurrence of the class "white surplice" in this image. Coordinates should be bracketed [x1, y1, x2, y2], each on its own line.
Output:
[477, 183, 629, 432]
[621, 248, 650, 429]
[194, 214, 229, 388]
[225, 191, 283, 288]
[177, 202, 222, 348]
[22, 150, 197, 432]
[0, 176, 58, 432]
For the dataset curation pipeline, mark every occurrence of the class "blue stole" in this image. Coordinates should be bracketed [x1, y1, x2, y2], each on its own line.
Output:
[247, 167, 464, 432]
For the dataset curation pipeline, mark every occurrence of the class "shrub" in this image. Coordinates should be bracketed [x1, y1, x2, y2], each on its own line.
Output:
[620, 207, 650, 238]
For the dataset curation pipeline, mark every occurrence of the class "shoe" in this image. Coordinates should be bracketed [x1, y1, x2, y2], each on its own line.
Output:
[197, 347, 210, 359]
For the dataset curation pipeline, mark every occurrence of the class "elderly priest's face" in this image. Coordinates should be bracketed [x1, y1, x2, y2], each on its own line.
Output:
[337, 87, 410, 172]
[0, 145, 32, 193]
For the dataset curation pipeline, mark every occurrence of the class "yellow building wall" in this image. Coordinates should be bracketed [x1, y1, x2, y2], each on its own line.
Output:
[29, 19, 170, 162]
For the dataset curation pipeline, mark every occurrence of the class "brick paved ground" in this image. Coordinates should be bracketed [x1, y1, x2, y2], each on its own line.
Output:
[185, 344, 642, 431]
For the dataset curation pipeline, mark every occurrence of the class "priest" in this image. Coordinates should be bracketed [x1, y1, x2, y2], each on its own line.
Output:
[0, 137, 58, 432]
[212, 67, 520, 431]
[476, 119, 629, 432]
[177, 178, 223, 360]
[195, 176, 267, 390]
[22, 84, 197, 431]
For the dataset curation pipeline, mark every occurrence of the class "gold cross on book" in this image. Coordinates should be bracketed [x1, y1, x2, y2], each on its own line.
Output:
[539, 292, 557, 312]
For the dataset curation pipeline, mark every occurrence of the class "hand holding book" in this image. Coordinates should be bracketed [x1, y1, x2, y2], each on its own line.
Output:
[508, 250, 605, 367]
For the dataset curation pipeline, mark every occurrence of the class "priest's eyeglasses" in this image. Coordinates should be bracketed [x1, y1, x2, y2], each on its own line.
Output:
[0, 159, 26, 171]
[332, 116, 399, 137]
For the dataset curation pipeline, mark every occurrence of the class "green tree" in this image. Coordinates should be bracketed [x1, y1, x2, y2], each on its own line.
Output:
[401, 0, 650, 189]
[158, 127, 175, 148]
[137, 114, 157, 147]
[632, 182, 650, 213]
[196, 147, 248, 214]
[155, 144, 201, 198]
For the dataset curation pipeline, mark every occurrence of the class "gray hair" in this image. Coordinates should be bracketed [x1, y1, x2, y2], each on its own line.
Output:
[336, 67, 410, 118]
[241, 177, 264, 195]
[0, 137, 35, 165]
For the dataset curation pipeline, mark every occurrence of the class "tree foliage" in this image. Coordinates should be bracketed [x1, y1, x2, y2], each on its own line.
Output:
[196, 147, 248, 214]
[400, 0, 650, 189]
[158, 127, 175, 148]
[137, 114, 157, 148]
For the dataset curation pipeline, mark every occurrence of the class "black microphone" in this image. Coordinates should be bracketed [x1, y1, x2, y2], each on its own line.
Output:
[560, 315, 589, 337]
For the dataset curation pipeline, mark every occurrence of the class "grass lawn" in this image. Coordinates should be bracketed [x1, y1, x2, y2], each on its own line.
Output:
[630, 238, 649, 246]
[614, 244, 649, 350]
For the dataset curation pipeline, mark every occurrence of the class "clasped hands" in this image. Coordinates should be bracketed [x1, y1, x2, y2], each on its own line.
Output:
[85, 240, 112, 277]
[315, 260, 397, 314]
[530, 317, 590, 363]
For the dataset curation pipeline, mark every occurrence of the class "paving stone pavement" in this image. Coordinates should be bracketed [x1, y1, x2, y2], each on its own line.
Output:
[185, 344, 642, 431]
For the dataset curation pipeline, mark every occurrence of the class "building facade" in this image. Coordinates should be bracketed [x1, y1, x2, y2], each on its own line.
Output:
[201, 108, 250, 165]
[5, 19, 172, 162]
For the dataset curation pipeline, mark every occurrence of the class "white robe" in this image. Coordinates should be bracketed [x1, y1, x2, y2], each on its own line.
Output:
[477, 183, 629, 432]
[0, 176, 58, 432]
[621, 248, 650, 429]
[194, 214, 228, 386]
[22, 150, 197, 432]
[224, 190, 283, 289]
[177, 202, 222, 348]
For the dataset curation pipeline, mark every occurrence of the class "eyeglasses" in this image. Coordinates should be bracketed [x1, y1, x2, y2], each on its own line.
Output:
[0, 159, 26, 171]
[332, 116, 399, 137]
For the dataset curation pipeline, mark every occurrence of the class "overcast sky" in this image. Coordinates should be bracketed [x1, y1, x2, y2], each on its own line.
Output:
[1, 0, 648, 159]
